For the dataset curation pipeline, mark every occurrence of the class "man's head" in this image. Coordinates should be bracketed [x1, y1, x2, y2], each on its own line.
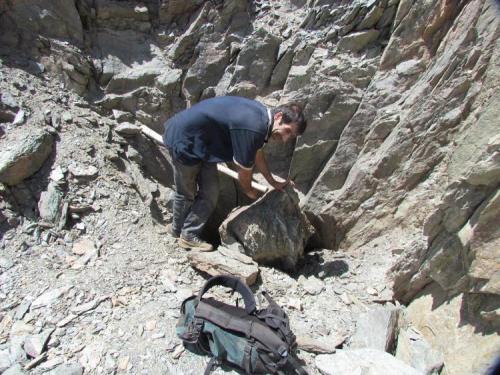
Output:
[271, 103, 307, 143]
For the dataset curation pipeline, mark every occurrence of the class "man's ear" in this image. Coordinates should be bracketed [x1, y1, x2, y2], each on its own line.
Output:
[273, 112, 283, 124]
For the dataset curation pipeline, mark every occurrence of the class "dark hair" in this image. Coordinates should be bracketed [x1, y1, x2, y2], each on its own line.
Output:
[272, 103, 307, 135]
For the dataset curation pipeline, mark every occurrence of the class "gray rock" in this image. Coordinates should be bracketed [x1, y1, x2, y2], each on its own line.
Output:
[227, 81, 257, 99]
[297, 334, 345, 354]
[47, 363, 84, 375]
[12, 110, 25, 125]
[8, 343, 27, 363]
[270, 49, 294, 88]
[111, 109, 133, 123]
[183, 42, 229, 102]
[0, 256, 14, 270]
[115, 122, 141, 136]
[24, 328, 54, 357]
[396, 327, 444, 374]
[155, 69, 182, 95]
[0, 349, 11, 373]
[106, 59, 168, 94]
[32, 286, 72, 309]
[68, 163, 98, 178]
[14, 297, 32, 320]
[337, 29, 380, 52]
[231, 28, 281, 90]
[5, 0, 83, 42]
[289, 140, 337, 193]
[0, 129, 54, 185]
[350, 305, 401, 352]
[356, 6, 384, 30]
[38, 181, 64, 223]
[2, 364, 25, 375]
[299, 275, 325, 295]
[188, 246, 259, 286]
[0, 92, 19, 109]
[220, 186, 313, 271]
[316, 348, 422, 375]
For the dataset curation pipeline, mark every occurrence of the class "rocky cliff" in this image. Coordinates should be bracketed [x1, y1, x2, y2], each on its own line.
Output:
[0, 0, 498, 374]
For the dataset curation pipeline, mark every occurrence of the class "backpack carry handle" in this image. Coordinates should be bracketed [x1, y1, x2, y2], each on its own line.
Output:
[198, 275, 257, 315]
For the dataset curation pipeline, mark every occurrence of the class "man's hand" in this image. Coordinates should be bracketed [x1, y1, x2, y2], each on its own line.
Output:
[238, 167, 261, 200]
[245, 188, 260, 200]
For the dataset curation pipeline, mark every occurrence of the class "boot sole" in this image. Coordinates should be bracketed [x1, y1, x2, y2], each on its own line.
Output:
[178, 237, 214, 252]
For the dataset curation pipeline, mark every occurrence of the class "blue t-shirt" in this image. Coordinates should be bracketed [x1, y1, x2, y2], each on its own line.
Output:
[163, 96, 271, 168]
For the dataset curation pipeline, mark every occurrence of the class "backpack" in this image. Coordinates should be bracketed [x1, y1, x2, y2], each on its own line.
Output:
[176, 275, 308, 375]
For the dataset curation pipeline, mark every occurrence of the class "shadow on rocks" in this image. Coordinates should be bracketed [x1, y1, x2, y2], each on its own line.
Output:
[293, 251, 349, 280]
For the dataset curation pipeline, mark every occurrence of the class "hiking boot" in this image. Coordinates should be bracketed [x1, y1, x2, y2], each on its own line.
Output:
[166, 223, 179, 238]
[178, 235, 214, 252]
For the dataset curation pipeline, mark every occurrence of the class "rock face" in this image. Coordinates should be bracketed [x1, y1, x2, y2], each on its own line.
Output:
[220, 187, 313, 271]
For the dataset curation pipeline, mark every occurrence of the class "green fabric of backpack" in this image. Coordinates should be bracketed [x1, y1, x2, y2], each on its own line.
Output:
[176, 275, 308, 375]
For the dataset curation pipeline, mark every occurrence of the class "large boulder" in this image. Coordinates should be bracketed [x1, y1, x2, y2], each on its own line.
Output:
[0, 0, 83, 45]
[315, 348, 422, 375]
[0, 128, 54, 186]
[396, 327, 444, 375]
[349, 305, 401, 352]
[219, 186, 313, 272]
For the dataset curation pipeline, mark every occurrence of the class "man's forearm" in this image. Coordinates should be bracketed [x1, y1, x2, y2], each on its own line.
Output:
[255, 149, 276, 185]
[238, 168, 258, 199]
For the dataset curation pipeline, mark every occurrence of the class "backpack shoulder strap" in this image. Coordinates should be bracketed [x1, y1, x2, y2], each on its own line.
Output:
[198, 275, 256, 315]
[287, 355, 309, 375]
[203, 357, 220, 375]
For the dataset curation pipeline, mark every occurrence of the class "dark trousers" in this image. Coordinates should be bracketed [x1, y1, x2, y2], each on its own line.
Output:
[169, 153, 219, 239]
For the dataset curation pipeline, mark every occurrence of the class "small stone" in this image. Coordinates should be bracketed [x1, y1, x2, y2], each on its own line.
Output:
[38, 356, 64, 371]
[2, 364, 25, 375]
[10, 321, 34, 337]
[32, 286, 73, 309]
[366, 287, 378, 296]
[24, 328, 55, 357]
[151, 332, 165, 339]
[117, 356, 129, 371]
[57, 314, 78, 327]
[145, 320, 156, 331]
[300, 276, 325, 295]
[0, 350, 11, 373]
[12, 110, 25, 125]
[296, 335, 337, 354]
[68, 164, 98, 178]
[286, 298, 303, 311]
[1, 92, 18, 109]
[187, 246, 260, 286]
[72, 238, 96, 255]
[340, 293, 352, 305]
[62, 112, 72, 123]
[75, 222, 86, 231]
[71, 249, 98, 269]
[48, 363, 84, 375]
[0, 257, 14, 270]
[172, 345, 184, 359]
[50, 167, 65, 183]
[115, 122, 140, 136]
[14, 297, 32, 320]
